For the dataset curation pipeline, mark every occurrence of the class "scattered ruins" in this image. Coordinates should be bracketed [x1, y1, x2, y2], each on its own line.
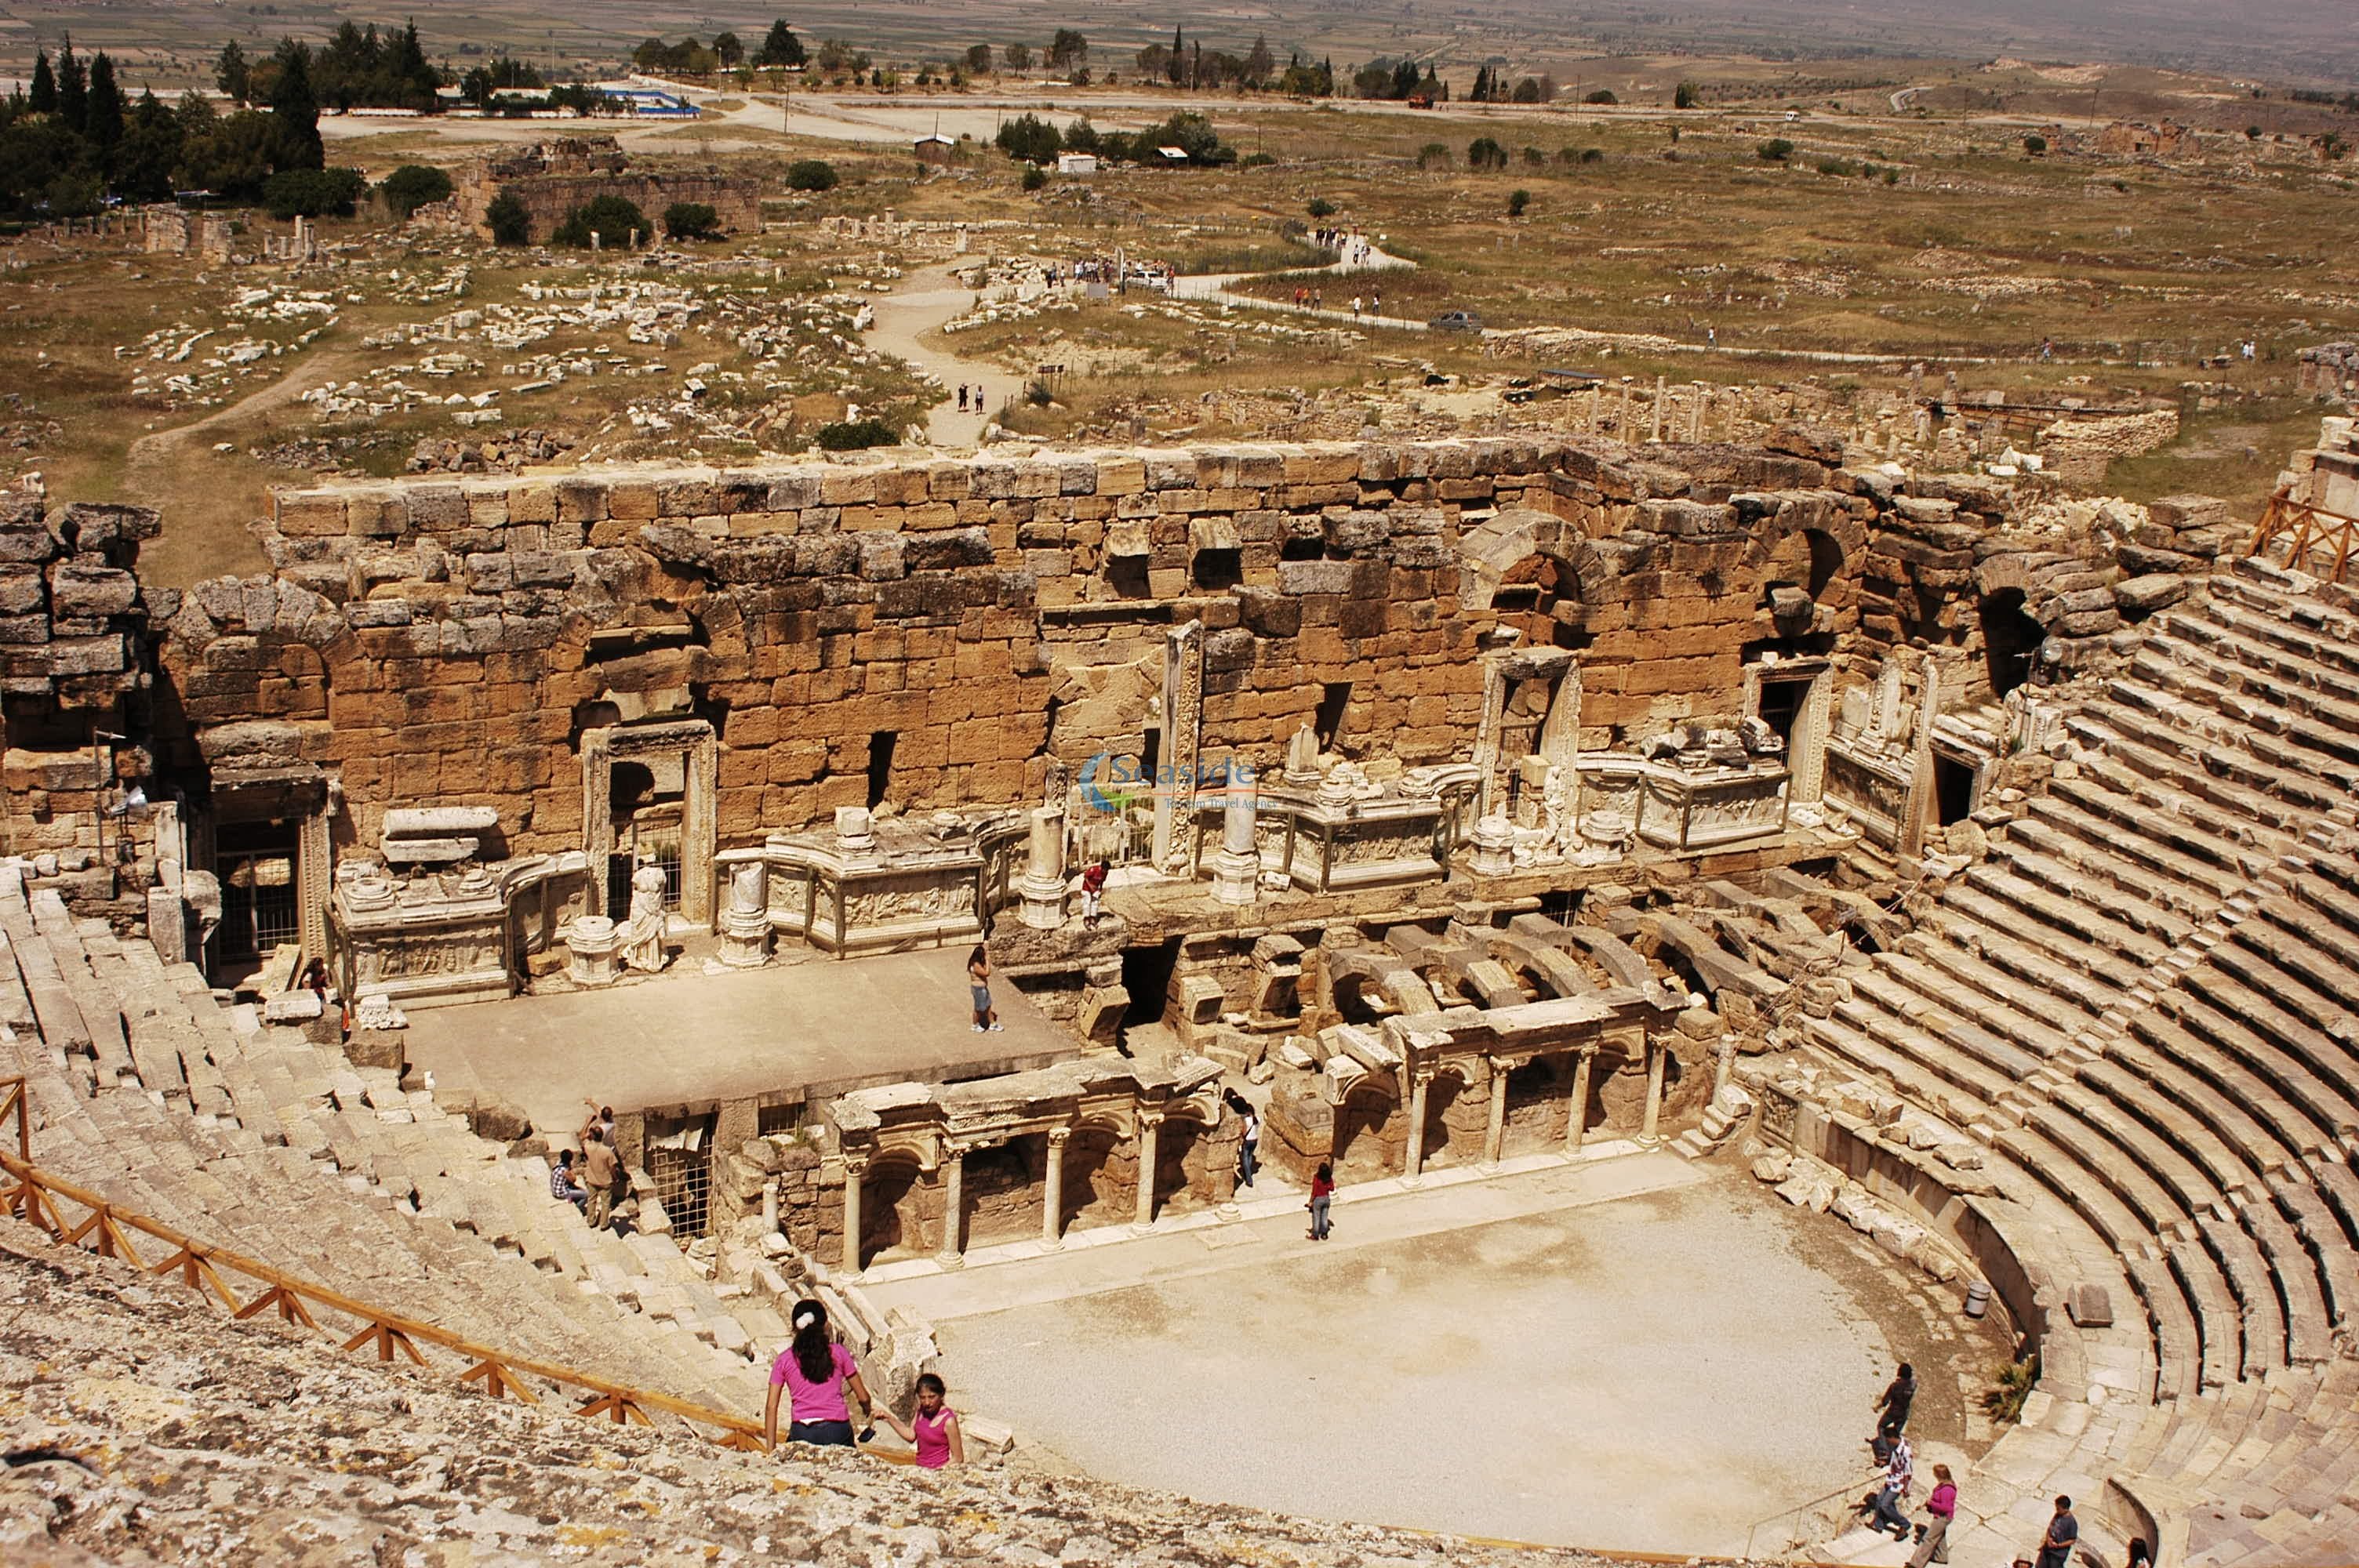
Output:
[413, 137, 763, 242]
[6, 372, 2359, 1563]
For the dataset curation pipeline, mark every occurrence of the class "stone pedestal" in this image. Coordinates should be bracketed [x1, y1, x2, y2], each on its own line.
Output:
[1016, 804, 1070, 930]
[1209, 786, 1260, 906]
[1470, 814, 1516, 877]
[565, 915, 623, 987]
[719, 861, 771, 968]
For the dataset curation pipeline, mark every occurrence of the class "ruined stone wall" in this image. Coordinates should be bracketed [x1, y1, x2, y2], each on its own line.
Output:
[423, 139, 762, 240]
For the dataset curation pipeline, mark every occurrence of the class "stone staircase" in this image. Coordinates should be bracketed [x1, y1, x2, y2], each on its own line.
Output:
[0, 869, 787, 1424]
[1797, 557, 2359, 1565]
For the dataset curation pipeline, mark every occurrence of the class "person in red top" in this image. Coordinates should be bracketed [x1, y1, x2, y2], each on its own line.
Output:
[874, 1371, 964, 1469]
[1079, 859, 1107, 927]
[1910, 1462, 1956, 1566]
[1307, 1160, 1335, 1240]
[765, 1300, 874, 1449]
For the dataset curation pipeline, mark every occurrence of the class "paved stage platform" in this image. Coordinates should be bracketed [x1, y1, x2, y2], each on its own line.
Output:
[400, 943, 1078, 1136]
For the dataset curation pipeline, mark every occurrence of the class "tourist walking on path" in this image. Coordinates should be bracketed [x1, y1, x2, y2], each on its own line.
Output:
[1909, 1463, 1956, 1566]
[550, 1149, 588, 1213]
[967, 945, 1002, 1033]
[2032, 1496, 2077, 1568]
[874, 1371, 964, 1468]
[1307, 1160, 1335, 1240]
[581, 1128, 621, 1229]
[1874, 1363, 1915, 1461]
[1866, 1433, 1914, 1540]
[765, 1300, 875, 1450]
[1238, 1104, 1260, 1189]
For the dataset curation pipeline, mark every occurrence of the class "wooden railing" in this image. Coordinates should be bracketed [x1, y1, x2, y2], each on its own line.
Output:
[0, 1074, 769, 1451]
[2248, 487, 2359, 584]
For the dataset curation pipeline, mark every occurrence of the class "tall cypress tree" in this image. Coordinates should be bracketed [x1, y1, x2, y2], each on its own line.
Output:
[1168, 24, 1184, 85]
[57, 34, 88, 132]
[28, 49, 56, 114]
[85, 51, 124, 151]
[269, 41, 324, 169]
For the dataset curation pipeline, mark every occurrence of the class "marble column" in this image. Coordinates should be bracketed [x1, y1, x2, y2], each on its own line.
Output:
[1016, 804, 1069, 930]
[1714, 1039, 1736, 1098]
[1403, 1074, 1430, 1182]
[1565, 1047, 1596, 1155]
[840, 1155, 867, 1275]
[1641, 1043, 1667, 1143]
[1209, 772, 1260, 906]
[719, 859, 772, 967]
[1042, 1129, 1069, 1247]
[936, 1149, 966, 1267]
[1650, 375, 1666, 441]
[1483, 1058, 1509, 1168]
[1132, 1113, 1164, 1230]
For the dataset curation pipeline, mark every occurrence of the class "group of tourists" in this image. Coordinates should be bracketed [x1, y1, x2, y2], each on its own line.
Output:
[1862, 1364, 2115, 1568]
[550, 1101, 627, 1230]
[952, 384, 990, 414]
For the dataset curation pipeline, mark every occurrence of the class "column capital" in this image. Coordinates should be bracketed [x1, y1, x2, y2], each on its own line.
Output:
[1136, 1108, 1168, 1131]
[840, 1151, 871, 1177]
[1045, 1126, 1073, 1147]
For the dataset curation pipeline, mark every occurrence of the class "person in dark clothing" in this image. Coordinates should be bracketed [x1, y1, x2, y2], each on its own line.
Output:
[2033, 1496, 2077, 1568]
[1874, 1363, 1916, 1463]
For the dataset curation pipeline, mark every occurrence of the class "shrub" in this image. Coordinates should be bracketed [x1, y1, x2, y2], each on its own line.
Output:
[1240, 151, 1275, 168]
[1884, 167, 1901, 185]
[485, 190, 531, 245]
[786, 160, 840, 191]
[1467, 136, 1508, 169]
[1758, 138, 1794, 162]
[1522, 146, 1544, 166]
[1416, 141, 1450, 169]
[550, 194, 648, 249]
[1507, 188, 1530, 217]
[816, 417, 898, 451]
[1020, 164, 1046, 191]
[663, 201, 722, 239]
[1584, 89, 1616, 105]
[1674, 81, 1699, 109]
[994, 112, 1060, 163]
[263, 166, 365, 219]
[380, 163, 453, 220]
[2023, 133, 2047, 155]
[1307, 196, 1336, 218]
[1815, 157, 1850, 176]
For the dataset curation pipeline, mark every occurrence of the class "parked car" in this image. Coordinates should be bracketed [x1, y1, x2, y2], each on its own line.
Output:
[1429, 310, 1483, 333]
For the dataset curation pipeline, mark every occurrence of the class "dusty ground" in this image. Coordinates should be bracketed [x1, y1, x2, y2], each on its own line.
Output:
[893, 1156, 2008, 1555]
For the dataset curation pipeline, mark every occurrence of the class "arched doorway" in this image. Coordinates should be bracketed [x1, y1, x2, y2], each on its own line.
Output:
[1334, 1083, 1400, 1178]
[1060, 1126, 1125, 1233]
[1491, 553, 1584, 647]
[1421, 1075, 1468, 1169]
[1979, 590, 2045, 698]
[859, 1156, 927, 1268]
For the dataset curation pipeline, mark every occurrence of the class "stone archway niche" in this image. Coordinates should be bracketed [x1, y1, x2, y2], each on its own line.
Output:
[580, 719, 717, 922]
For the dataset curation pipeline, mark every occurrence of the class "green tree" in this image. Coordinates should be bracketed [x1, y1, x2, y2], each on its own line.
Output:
[1003, 42, 1033, 73]
[994, 112, 1060, 163]
[1307, 196, 1335, 218]
[1245, 35, 1274, 86]
[1468, 136, 1507, 169]
[269, 42, 323, 170]
[966, 43, 993, 74]
[113, 90, 183, 201]
[1583, 88, 1616, 104]
[1049, 29, 1089, 74]
[1507, 187, 1530, 216]
[713, 32, 743, 68]
[264, 165, 364, 217]
[28, 50, 56, 116]
[1416, 140, 1449, 169]
[1020, 163, 1045, 191]
[754, 21, 806, 68]
[84, 52, 124, 153]
[1757, 137, 1794, 162]
[177, 109, 278, 200]
[57, 35, 87, 134]
[485, 188, 530, 245]
[785, 158, 839, 191]
[381, 162, 453, 218]
[663, 200, 720, 238]
[1674, 80, 1699, 109]
[1512, 76, 1542, 103]
[2023, 133, 2047, 155]
[551, 193, 646, 247]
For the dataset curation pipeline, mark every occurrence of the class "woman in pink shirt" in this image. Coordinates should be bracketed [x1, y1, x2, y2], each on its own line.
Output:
[1909, 1461, 1956, 1566]
[764, 1300, 874, 1449]
[875, 1371, 964, 1469]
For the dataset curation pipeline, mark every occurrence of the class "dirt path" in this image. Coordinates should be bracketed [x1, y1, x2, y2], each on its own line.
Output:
[866, 266, 1022, 447]
[122, 349, 359, 586]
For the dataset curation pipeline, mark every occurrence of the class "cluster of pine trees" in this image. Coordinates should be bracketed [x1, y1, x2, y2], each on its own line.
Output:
[0, 34, 338, 218]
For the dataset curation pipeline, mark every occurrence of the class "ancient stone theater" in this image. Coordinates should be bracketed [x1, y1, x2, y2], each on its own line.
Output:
[6, 416, 2359, 1566]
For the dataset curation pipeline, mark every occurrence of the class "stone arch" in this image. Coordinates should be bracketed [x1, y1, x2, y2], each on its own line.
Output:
[1333, 1080, 1401, 1179]
[858, 1152, 929, 1268]
[1457, 508, 1615, 618]
[1743, 502, 1865, 628]
[1060, 1122, 1126, 1232]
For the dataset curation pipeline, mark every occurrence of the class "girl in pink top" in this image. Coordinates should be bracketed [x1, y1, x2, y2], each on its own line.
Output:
[764, 1300, 874, 1449]
[875, 1371, 965, 1468]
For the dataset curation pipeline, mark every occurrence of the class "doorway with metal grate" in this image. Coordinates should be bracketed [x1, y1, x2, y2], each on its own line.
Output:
[646, 1117, 714, 1239]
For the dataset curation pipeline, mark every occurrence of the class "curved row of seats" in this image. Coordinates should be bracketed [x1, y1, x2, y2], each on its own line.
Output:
[0, 878, 780, 1422]
[1803, 559, 2359, 1566]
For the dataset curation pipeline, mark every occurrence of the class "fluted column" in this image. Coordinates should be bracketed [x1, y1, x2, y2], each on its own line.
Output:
[841, 1154, 867, 1275]
[1042, 1128, 1069, 1247]
[1132, 1112, 1165, 1230]
[1565, 1047, 1597, 1156]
